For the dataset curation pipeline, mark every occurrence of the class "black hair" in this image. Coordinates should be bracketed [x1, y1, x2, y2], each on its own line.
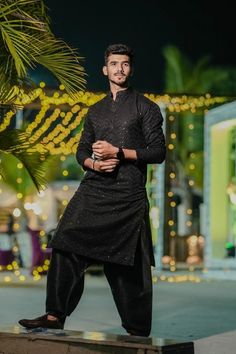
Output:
[104, 44, 134, 65]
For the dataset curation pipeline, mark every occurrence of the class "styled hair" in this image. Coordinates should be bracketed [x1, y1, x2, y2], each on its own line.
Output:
[104, 44, 134, 65]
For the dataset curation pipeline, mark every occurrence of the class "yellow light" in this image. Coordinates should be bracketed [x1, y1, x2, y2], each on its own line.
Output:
[189, 180, 195, 186]
[41, 215, 48, 221]
[62, 200, 68, 206]
[168, 191, 173, 197]
[16, 178, 22, 184]
[189, 164, 195, 170]
[168, 115, 175, 121]
[17, 193, 23, 199]
[152, 276, 158, 283]
[13, 224, 20, 231]
[188, 124, 194, 130]
[170, 201, 176, 207]
[62, 170, 69, 176]
[186, 221, 192, 227]
[4, 276, 11, 283]
[63, 185, 69, 191]
[17, 163, 23, 169]
[40, 230, 45, 237]
[187, 209, 192, 215]
[170, 231, 176, 237]
[168, 220, 174, 226]
[170, 133, 176, 139]
[19, 275, 26, 281]
[39, 82, 46, 88]
[169, 172, 176, 179]
[168, 144, 174, 150]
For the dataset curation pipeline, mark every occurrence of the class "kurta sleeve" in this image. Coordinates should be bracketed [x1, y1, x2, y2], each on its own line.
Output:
[136, 102, 166, 164]
[76, 110, 95, 168]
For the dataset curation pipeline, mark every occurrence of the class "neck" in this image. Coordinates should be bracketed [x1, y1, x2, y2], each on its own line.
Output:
[109, 82, 129, 100]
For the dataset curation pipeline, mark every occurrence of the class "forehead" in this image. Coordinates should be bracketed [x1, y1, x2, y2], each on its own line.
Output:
[106, 54, 130, 63]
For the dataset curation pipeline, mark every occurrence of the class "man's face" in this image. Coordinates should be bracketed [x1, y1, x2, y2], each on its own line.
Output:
[103, 54, 132, 87]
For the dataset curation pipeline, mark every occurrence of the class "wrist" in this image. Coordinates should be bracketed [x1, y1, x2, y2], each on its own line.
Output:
[116, 147, 125, 161]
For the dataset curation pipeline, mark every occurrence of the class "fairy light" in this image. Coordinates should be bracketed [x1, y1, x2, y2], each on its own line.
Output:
[0, 87, 233, 280]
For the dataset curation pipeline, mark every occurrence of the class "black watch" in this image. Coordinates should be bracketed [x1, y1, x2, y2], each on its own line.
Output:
[116, 147, 125, 161]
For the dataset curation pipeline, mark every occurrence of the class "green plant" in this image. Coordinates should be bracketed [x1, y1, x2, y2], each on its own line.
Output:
[0, 0, 86, 103]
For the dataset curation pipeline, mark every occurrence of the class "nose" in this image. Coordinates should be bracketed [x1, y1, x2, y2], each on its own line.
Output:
[117, 64, 124, 72]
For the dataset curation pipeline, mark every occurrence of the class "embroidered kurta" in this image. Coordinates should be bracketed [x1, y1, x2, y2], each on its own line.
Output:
[50, 87, 166, 266]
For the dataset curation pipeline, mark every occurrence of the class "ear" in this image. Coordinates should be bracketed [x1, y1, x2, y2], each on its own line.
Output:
[103, 65, 108, 76]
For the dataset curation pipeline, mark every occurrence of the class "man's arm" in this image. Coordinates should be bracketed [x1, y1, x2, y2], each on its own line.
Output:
[83, 157, 119, 173]
[135, 102, 166, 164]
[76, 111, 94, 168]
[92, 141, 137, 161]
[92, 103, 165, 164]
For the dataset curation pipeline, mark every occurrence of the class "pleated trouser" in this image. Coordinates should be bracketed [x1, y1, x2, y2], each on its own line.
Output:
[46, 234, 153, 337]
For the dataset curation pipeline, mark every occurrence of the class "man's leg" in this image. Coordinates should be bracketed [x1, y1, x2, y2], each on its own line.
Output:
[46, 248, 91, 319]
[103, 236, 152, 337]
[19, 248, 91, 329]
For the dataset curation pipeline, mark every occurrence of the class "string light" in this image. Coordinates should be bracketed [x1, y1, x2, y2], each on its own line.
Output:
[0, 85, 232, 280]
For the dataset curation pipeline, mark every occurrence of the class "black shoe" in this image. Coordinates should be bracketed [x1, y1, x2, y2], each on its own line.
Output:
[18, 314, 64, 329]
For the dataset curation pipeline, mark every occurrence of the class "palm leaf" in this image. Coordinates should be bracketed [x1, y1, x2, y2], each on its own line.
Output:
[0, 129, 49, 191]
[163, 46, 192, 93]
[35, 37, 86, 98]
[0, 0, 86, 100]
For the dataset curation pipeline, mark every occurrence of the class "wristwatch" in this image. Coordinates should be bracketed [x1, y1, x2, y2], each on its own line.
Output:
[116, 147, 125, 161]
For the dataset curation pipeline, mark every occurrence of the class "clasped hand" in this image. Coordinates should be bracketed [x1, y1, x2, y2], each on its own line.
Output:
[92, 140, 119, 173]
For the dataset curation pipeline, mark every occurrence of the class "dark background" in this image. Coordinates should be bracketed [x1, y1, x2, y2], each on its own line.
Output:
[43, 0, 235, 93]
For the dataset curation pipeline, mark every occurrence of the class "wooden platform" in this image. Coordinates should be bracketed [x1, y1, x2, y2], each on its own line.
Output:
[0, 327, 194, 354]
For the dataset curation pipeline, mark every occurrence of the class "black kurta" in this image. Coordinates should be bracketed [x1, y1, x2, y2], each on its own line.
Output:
[50, 87, 166, 266]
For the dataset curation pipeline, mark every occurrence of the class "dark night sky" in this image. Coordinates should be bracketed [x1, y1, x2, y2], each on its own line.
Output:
[43, 0, 235, 93]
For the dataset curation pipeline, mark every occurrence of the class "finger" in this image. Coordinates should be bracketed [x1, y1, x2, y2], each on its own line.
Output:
[93, 140, 105, 147]
[93, 152, 102, 157]
[92, 142, 101, 148]
[92, 148, 102, 154]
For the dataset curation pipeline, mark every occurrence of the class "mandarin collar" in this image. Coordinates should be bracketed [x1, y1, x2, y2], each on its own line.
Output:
[108, 86, 133, 100]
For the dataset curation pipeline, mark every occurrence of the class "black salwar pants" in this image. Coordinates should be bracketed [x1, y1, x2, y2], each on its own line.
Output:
[46, 236, 153, 337]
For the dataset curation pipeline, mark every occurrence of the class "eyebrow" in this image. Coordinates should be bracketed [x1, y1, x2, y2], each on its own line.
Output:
[109, 60, 130, 64]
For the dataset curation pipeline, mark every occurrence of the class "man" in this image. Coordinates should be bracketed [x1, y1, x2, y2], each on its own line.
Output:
[19, 44, 166, 337]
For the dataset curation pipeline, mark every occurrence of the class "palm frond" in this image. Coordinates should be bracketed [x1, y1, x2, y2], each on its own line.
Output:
[10, 149, 49, 192]
[0, 129, 49, 191]
[163, 46, 192, 93]
[0, 0, 86, 99]
[36, 37, 86, 98]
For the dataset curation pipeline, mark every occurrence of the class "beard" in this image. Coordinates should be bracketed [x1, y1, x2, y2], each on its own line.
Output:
[109, 74, 129, 87]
